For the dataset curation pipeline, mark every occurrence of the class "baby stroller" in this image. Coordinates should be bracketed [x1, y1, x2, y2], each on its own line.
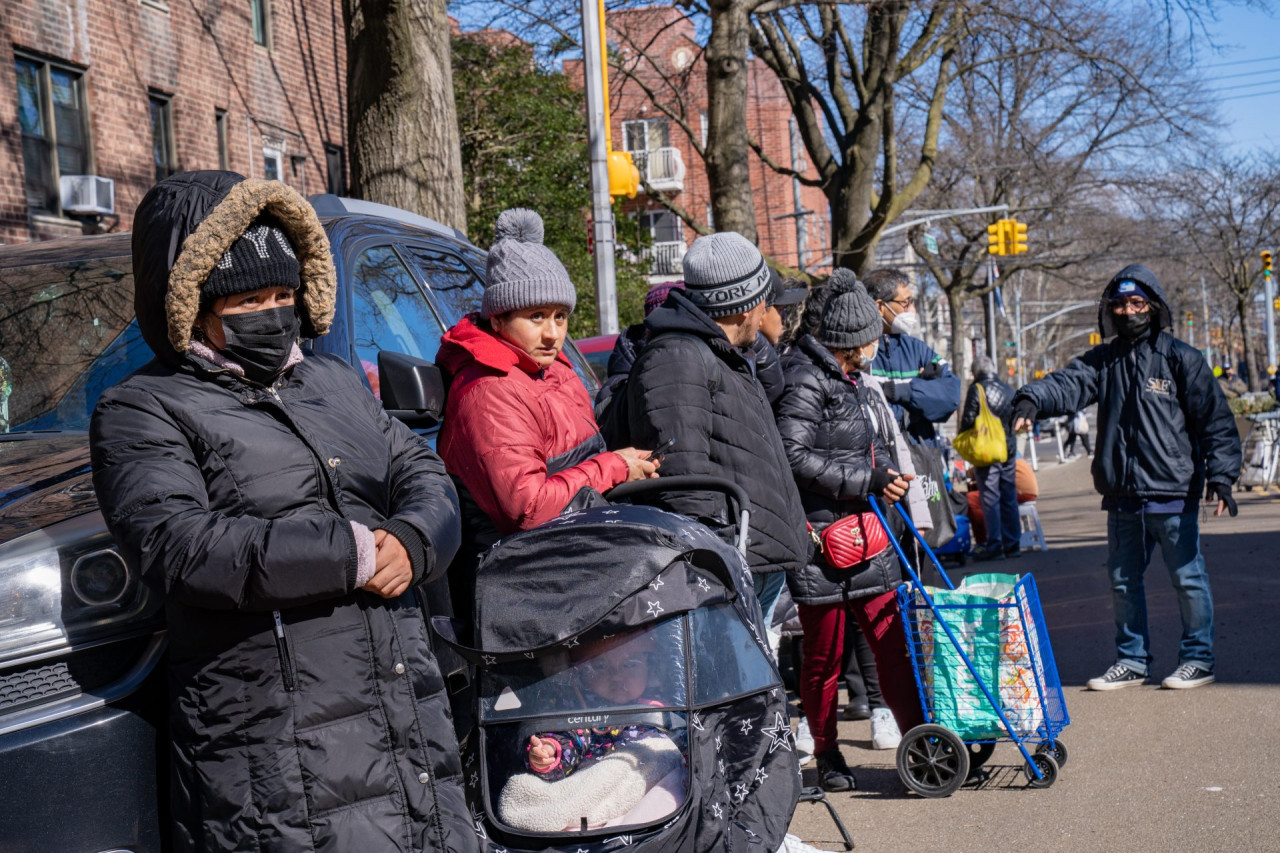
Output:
[434, 478, 801, 852]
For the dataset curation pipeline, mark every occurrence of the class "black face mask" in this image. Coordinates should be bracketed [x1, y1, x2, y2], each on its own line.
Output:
[216, 305, 301, 384]
[1114, 311, 1152, 341]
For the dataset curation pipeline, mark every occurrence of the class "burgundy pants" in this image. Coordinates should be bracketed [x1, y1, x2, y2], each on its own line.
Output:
[797, 589, 925, 754]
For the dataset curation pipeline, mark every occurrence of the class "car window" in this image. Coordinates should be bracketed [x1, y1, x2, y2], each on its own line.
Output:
[0, 252, 143, 432]
[348, 245, 445, 398]
[402, 244, 485, 324]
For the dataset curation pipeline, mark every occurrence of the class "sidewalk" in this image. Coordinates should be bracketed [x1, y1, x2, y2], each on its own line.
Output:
[785, 457, 1280, 853]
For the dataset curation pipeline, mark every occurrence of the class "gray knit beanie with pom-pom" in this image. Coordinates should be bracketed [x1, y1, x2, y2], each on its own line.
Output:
[482, 208, 577, 318]
[815, 268, 881, 350]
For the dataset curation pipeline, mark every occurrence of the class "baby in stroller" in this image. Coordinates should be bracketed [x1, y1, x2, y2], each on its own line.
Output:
[497, 628, 688, 832]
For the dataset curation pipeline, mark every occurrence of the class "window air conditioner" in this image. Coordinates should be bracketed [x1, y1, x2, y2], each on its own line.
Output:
[59, 175, 116, 216]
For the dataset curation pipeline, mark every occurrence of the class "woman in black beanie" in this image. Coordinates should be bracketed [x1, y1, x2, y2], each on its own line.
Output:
[774, 270, 925, 792]
[90, 171, 475, 853]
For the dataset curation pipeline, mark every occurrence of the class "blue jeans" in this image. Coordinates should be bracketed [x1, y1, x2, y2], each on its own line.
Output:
[752, 571, 786, 630]
[1107, 511, 1214, 674]
[976, 457, 1020, 551]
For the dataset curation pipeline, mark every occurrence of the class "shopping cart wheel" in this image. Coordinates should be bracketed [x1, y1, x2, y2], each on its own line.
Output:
[1035, 739, 1068, 768]
[897, 724, 970, 798]
[967, 741, 996, 768]
[1023, 752, 1059, 788]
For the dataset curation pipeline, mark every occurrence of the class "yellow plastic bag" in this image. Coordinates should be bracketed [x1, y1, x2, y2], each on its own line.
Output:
[953, 384, 1008, 466]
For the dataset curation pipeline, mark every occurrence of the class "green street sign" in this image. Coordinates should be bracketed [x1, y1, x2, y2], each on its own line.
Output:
[1002, 341, 1016, 348]
[923, 234, 938, 254]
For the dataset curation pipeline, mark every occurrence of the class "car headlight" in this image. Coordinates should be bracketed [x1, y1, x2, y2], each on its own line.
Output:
[0, 512, 161, 665]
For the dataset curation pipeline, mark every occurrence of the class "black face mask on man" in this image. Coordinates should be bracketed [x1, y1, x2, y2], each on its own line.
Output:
[216, 305, 301, 384]
[1113, 311, 1152, 341]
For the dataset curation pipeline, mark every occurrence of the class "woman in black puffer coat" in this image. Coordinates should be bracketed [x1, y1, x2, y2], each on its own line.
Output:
[90, 171, 476, 853]
[775, 273, 926, 792]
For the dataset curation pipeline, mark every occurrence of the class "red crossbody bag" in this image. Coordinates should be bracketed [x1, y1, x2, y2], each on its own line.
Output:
[815, 383, 892, 569]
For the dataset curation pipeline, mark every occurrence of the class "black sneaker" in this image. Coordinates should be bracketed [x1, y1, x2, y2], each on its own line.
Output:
[1086, 663, 1147, 691]
[972, 545, 1005, 562]
[842, 702, 871, 721]
[1161, 663, 1215, 689]
[815, 749, 856, 792]
[1004, 545, 1022, 559]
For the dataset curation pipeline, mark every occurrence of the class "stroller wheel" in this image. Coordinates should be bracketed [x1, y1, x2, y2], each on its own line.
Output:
[1035, 739, 1069, 768]
[897, 724, 970, 798]
[1023, 752, 1059, 788]
[967, 741, 996, 768]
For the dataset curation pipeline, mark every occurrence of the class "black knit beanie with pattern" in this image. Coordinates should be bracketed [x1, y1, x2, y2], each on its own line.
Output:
[201, 216, 301, 303]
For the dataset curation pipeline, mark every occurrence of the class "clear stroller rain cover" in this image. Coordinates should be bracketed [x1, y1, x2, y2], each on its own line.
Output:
[434, 504, 801, 853]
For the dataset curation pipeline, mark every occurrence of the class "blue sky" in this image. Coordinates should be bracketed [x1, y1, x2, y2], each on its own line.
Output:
[1202, 3, 1280, 150]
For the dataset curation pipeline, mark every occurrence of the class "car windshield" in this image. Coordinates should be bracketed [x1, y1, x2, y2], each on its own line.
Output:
[0, 246, 149, 433]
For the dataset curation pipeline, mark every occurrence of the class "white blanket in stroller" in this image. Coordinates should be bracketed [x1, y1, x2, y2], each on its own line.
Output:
[498, 734, 685, 832]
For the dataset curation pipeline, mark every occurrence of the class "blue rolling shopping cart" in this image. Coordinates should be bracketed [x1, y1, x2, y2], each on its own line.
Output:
[868, 495, 1070, 797]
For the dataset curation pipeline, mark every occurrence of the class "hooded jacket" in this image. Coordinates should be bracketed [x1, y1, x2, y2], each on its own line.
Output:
[436, 314, 629, 536]
[89, 171, 474, 853]
[776, 336, 903, 604]
[959, 371, 1018, 461]
[1013, 264, 1240, 507]
[620, 289, 811, 575]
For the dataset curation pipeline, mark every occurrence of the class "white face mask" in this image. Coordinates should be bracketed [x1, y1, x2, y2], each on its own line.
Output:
[889, 305, 920, 337]
[855, 343, 878, 369]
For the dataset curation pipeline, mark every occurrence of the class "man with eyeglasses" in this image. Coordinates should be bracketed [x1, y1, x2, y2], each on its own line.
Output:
[864, 268, 961, 446]
[1011, 265, 1241, 691]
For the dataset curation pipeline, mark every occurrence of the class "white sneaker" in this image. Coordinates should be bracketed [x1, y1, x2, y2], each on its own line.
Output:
[795, 716, 815, 765]
[870, 707, 901, 750]
[778, 833, 838, 853]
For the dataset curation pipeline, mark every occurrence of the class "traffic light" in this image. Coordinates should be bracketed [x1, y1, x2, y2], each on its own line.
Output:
[1185, 311, 1194, 327]
[607, 150, 639, 199]
[1011, 220, 1028, 254]
[987, 222, 1006, 256]
[1263, 249, 1273, 277]
[1088, 332, 1102, 345]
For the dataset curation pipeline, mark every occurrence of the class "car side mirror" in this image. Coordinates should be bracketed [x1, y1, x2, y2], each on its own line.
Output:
[377, 351, 445, 428]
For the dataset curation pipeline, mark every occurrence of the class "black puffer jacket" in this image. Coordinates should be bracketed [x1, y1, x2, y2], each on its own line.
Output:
[90, 172, 475, 853]
[621, 289, 811, 575]
[1014, 264, 1241, 503]
[959, 373, 1017, 460]
[776, 335, 902, 605]
[593, 321, 646, 417]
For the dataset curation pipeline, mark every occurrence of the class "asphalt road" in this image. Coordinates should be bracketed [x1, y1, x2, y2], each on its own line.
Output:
[785, 456, 1280, 853]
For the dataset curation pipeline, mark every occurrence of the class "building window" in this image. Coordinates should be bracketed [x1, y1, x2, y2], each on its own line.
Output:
[290, 154, 307, 194]
[250, 0, 270, 46]
[14, 54, 90, 213]
[324, 143, 345, 195]
[150, 94, 177, 183]
[639, 209, 685, 276]
[700, 110, 708, 149]
[215, 109, 229, 170]
[622, 118, 670, 154]
[262, 147, 282, 181]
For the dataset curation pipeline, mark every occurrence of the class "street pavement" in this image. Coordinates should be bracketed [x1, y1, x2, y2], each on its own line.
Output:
[785, 455, 1280, 853]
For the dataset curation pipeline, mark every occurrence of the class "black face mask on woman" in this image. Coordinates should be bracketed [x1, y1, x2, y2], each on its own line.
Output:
[216, 305, 301, 385]
[1113, 311, 1152, 342]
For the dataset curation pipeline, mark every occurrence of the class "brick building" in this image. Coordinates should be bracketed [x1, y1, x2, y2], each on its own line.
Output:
[568, 7, 830, 281]
[0, 0, 347, 245]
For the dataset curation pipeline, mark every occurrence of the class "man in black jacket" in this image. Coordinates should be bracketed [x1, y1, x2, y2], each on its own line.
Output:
[959, 355, 1020, 561]
[1012, 264, 1241, 691]
[622, 232, 811, 632]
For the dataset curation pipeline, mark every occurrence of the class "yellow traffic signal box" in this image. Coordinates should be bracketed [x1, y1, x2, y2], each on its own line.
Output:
[1011, 220, 1028, 254]
[987, 222, 1006, 256]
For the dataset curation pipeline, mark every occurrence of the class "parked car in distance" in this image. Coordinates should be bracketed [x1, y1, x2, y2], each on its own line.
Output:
[0, 194, 599, 851]
[575, 333, 618, 383]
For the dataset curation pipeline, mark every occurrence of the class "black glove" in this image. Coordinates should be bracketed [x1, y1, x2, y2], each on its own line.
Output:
[1013, 397, 1038, 425]
[883, 382, 911, 404]
[1207, 482, 1238, 517]
[869, 467, 898, 496]
[920, 362, 944, 380]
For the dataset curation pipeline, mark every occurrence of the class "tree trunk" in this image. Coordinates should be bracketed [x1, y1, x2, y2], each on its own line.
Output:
[947, 287, 968, 374]
[705, 0, 756, 241]
[1237, 292, 1258, 390]
[344, 0, 467, 232]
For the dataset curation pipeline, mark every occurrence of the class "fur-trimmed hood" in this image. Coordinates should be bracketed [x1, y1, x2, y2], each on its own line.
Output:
[131, 170, 336, 366]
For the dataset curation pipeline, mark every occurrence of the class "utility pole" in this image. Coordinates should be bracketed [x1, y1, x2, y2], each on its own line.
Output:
[581, 0, 618, 334]
[1200, 274, 1213, 366]
[985, 258, 998, 363]
[1263, 250, 1277, 379]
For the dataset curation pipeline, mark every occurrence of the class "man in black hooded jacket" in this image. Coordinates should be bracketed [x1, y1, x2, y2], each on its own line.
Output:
[1012, 264, 1240, 692]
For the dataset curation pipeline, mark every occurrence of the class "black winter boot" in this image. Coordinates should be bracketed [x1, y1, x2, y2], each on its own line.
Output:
[816, 749, 856, 792]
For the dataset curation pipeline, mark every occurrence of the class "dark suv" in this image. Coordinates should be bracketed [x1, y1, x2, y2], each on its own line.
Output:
[0, 195, 598, 852]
